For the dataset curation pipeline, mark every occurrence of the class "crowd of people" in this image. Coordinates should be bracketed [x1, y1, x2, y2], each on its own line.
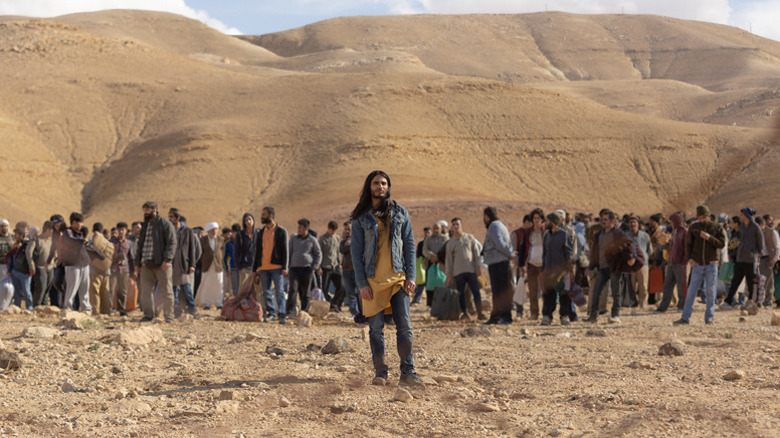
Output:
[1, 201, 777, 328]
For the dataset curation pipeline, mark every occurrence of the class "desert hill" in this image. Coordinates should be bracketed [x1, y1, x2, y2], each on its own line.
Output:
[0, 10, 778, 232]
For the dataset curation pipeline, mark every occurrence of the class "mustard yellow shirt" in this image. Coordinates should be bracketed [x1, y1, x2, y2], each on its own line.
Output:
[363, 216, 407, 317]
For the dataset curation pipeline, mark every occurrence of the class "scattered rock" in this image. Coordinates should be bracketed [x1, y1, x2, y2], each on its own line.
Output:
[723, 370, 746, 381]
[3, 305, 22, 314]
[739, 317, 747, 322]
[59, 310, 95, 330]
[279, 397, 291, 408]
[740, 310, 749, 317]
[555, 332, 572, 338]
[393, 388, 413, 402]
[628, 361, 655, 370]
[61, 379, 78, 393]
[308, 301, 330, 318]
[34, 306, 60, 317]
[519, 328, 533, 336]
[322, 337, 349, 354]
[330, 404, 358, 413]
[218, 390, 238, 401]
[265, 345, 287, 356]
[336, 365, 354, 372]
[244, 333, 263, 341]
[113, 326, 165, 347]
[0, 338, 4, 349]
[110, 399, 152, 415]
[305, 343, 322, 352]
[460, 326, 493, 338]
[744, 301, 759, 316]
[22, 326, 61, 339]
[297, 311, 313, 327]
[111, 366, 122, 374]
[421, 376, 439, 386]
[658, 341, 685, 356]
[481, 299, 492, 313]
[585, 329, 608, 337]
[772, 312, 780, 326]
[0, 351, 23, 370]
[758, 354, 774, 363]
[115, 388, 129, 400]
[432, 375, 458, 384]
[474, 402, 500, 412]
[214, 400, 240, 414]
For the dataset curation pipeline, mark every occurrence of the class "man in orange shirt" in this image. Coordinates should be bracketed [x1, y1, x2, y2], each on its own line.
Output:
[253, 206, 289, 324]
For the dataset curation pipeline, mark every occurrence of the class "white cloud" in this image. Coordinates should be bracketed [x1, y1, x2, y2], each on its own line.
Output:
[0, 0, 241, 34]
[729, 1, 780, 42]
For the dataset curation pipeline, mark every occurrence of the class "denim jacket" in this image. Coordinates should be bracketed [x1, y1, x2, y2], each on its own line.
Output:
[351, 203, 416, 290]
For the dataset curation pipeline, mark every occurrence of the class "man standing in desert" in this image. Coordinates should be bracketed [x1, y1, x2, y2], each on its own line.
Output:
[134, 201, 177, 323]
[350, 170, 423, 388]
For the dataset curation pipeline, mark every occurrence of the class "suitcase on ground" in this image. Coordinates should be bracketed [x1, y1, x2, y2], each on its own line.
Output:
[430, 286, 460, 320]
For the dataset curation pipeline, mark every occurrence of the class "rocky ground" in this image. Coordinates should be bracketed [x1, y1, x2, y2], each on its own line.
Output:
[0, 300, 779, 438]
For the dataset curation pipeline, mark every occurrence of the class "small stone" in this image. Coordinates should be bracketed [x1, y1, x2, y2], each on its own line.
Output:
[555, 332, 572, 338]
[297, 311, 313, 327]
[322, 337, 349, 354]
[218, 390, 237, 401]
[214, 400, 240, 414]
[23, 326, 61, 339]
[305, 343, 322, 352]
[772, 312, 780, 326]
[460, 326, 493, 338]
[265, 345, 287, 356]
[279, 397, 291, 407]
[740, 310, 749, 316]
[474, 402, 500, 412]
[549, 429, 562, 437]
[759, 355, 774, 363]
[658, 341, 685, 356]
[111, 366, 122, 374]
[393, 388, 413, 402]
[330, 404, 357, 413]
[519, 328, 532, 335]
[421, 376, 439, 386]
[58, 310, 95, 330]
[494, 390, 509, 398]
[723, 370, 745, 381]
[115, 388, 128, 399]
[585, 329, 608, 337]
[34, 305, 60, 317]
[113, 326, 164, 346]
[62, 379, 78, 393]
[744, 301, 759, 316]
[336, 365, 354, 372]
[308, 301, 330, 318]
[432, 375, 458, 384]
[244, 333, 263, 341]
[481, 299, 492, 313]
[3, 305, 22, 314]
[628, 361, 655, 370]
[0, 350, 23, 370]
[739, 317, 747, 322]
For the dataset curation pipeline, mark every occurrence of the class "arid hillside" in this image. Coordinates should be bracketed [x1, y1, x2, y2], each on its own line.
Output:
[0, 10, 778, 231]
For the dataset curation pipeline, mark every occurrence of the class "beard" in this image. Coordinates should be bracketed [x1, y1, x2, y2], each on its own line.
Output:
[260, 217, 271, 225]
[144, 212, 154, 221]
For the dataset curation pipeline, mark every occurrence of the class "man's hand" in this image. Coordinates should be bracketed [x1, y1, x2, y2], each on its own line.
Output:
[627, 258, 636, 267]
[161, 261, 170, 271]
[517, 267, 525, 277]
[445, 277, 453, 287]
[29, 266, 36, 276]
[188, 267, 195, 274]
[700, 231, 710, 240]
[360, 286, 373, 301]
[282, 270, 288, 277]
[403, 279, 416, 295]
[317, 268, 323, 276]
[135, 267, 141, 277]
[430, 254, 438, 263]
[476, 268, 482, 277]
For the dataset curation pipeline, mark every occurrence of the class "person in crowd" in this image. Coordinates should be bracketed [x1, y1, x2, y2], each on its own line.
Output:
[540, 213, 573, 326]
[10, 222, 34, 310]
[722, 207, 764, 308]
[627, 215, 651, 312]
[88, 222, 114, 315]
[134, 201, 177, 323]
[60, 213, 92, 312]
[674, 205, 725, 324]
[318, 220, 342, 306]
[286, 218, 321, 320]
[482, 206, 514, 325]
[196, 222, 224, 310]
[222, 226, 236, 297]
[0, 219, 13, 278]
[110, 222, 134, 316]
[412, 226, 431, 305]
[759, 215, 780, 307]
[350, 170, 422, 388]
[253, 206, 288, 323]
[168, 208, 198, 317]
[520, 208, 545, 320]
[235, 212, 259, 294]
[511, 214, 533, 318]
[422, 221, 448, 307]
[339, 220, 363, 320]
[29, 221, 54, 306]
[655, 213, 687, 312]
[445, 217, 485, 321]
[586, 210, 637, 324]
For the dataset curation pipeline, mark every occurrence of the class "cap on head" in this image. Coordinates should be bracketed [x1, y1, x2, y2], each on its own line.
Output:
[696, 205, 710, 218]
[205, 222, 219, 232]
[142, 201, 158, 210]
[546, 213, 561, 227]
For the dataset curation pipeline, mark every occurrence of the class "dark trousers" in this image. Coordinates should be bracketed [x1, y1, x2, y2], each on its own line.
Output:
[725, 261, 756, 305]
[32, 267, 52, 307]
[542, 287, 571, 319]
[368, 290, 414, 377]
[657, 264, 686, 311]
[589, 267, 621, 318]
[287, 267, 313, 314]
[322, 268, 342, 304]
[488, 260, 512, 322]
[454, 272, 482, 314]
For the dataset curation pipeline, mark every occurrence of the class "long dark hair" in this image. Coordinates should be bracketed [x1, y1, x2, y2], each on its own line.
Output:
[351, 170, 394, 220]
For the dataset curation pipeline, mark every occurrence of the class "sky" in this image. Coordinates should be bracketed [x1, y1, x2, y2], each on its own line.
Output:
[0, 0, 779, 42]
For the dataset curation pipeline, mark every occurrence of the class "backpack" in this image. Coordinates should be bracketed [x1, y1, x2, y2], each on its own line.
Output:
[430, 286, 460, 320]
[221, 280, 263, 322]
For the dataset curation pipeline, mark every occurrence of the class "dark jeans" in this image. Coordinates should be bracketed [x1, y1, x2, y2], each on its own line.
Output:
[287, 267, 313, 315]
[321, 268, 341, 302]
[32, 267, 52, 307]
[261, 268, 286, 319]
[454, 272, 481, 314]
[589, 267, 621, 318]
[173, 283, 196, 316]
[412, 283, 425, 303]
[488, 260, 512, 322]
[341, 269, 361, 316]
[542, 287, 571, 319]
[657, 264, 686, 311]
[367, 290, 414, 377]
[725, 261, 756, 305]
